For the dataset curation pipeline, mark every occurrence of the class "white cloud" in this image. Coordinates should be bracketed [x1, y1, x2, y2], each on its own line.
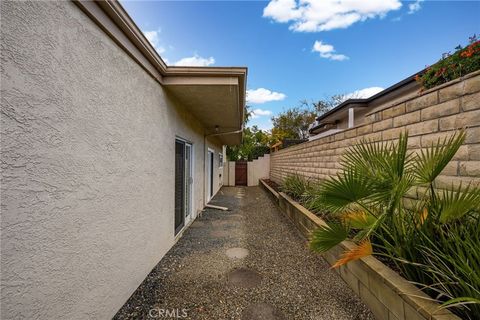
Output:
[246, 88, 287, 104]
[312, 40, 349, 61]
[143, 29, 166, 54]
[263, 0, 402, 32]
[250, 108, 273, 119]
[173, 54, 215, 67]
[345, 86, 384, 100]
[408, 0, 424, 14]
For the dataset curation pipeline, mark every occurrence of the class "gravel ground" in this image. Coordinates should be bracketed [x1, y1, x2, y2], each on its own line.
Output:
[114, 186, 374, 320]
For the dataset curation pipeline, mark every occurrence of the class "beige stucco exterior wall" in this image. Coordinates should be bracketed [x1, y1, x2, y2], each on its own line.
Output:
[0, 1, 223, 319]
[228, 161, 236, 186]
[206, 137, 224, 201]
[247, 155, 270, 186]
[271, 72, 480, 193]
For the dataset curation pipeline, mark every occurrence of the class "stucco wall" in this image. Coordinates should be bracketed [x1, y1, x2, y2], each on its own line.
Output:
[228, 161, 236, 186]
[247, 155, 270, 186]
[271, 72, 480, 194]
[1, 1, 222, 319]
[206, 137, 223, 200]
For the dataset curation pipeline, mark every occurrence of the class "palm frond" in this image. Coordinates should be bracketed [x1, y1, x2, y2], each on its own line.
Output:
[282, 174, 312, 200]
[390, 131, 411, 178]
[341, 132, 415, 207]
[331, 240, 373, 268]
[309, 222, 348, 253]
[438, 183, 480, 223]
[343, 211, 376, 229]
[414, 131, 466, 185]
[320, 169, 374, 212]
[415, 208, 429, 228]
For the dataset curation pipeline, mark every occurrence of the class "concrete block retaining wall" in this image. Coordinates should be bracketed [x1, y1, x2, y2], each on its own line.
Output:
[259, 180, 459, 320]
[270, 72, 480, 191]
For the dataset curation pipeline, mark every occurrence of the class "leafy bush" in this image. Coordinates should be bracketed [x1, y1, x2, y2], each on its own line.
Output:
[309, 131, 480, 318]
[282, 174, 311, 200]
[282, 174, 329, 216]
[302, 183, 329, 216]
[416, 35, 480, 90]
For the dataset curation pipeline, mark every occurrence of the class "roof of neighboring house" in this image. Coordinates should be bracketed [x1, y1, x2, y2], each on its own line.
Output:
[309, 72, 420, 134]
[74, 0, 247, 145]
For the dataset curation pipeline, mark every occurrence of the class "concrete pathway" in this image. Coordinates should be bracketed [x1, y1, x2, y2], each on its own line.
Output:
[114, 187, 374, 320]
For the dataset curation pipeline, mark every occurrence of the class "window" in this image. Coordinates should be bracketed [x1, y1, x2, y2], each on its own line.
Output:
[219, 153, 223, 168]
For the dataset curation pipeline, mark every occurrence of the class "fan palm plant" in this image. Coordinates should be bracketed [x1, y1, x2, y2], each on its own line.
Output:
[282, 174, 312, 201]
[309, 130, 480, 318]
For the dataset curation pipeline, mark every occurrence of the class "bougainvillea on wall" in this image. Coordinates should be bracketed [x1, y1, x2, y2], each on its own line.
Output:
[416, 35, 480, 90]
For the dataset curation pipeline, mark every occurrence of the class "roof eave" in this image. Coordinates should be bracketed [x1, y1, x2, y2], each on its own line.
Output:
[315, 74, 418, 122]
[74, 0, 247, 144]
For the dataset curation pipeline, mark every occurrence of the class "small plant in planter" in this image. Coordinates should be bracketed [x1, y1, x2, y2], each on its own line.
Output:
[309, 130, 480, 318]
[282, 174, 328, 215]
[282, 174, 312, 201]
[415, 35, 480, 90]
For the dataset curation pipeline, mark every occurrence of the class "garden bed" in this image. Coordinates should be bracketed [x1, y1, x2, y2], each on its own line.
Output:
[259, 179, 460, 320]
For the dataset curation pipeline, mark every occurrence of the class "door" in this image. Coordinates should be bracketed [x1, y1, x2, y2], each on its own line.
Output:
[174, 140, 185, 234]
[235, 161, 247, 186]
[175, 139, 194, 235]
[207, 150, 214, 200]
[185, 143, 193, 223]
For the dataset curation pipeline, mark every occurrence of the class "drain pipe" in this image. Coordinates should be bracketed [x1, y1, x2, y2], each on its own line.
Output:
[205, 128, 243, 138]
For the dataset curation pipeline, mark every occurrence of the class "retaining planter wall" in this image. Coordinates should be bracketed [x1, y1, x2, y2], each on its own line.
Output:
[259, 179, 460, 320]
[270, 72, 480, 193]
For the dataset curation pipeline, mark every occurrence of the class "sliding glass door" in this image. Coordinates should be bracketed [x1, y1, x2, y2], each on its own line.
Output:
[175, 139, 193, 235]
[207, 149, 214, 201]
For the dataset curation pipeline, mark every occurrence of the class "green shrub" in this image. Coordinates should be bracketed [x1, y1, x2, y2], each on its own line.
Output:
[303, 183, 329, 216]
[309, 130, 480, 318]
[282, 174, 329, 216]
[416, 35, 480, 90]
[282, 174, 311, 200]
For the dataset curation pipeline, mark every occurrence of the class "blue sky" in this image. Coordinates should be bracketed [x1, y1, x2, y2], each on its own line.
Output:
[121, 0, 480, 130]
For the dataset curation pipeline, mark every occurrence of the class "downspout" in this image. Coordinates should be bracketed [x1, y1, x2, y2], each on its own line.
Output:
[205, 128, 243, 138]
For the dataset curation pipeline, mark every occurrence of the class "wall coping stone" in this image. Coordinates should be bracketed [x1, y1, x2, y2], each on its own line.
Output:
[366, 70, 480, 117]
[272, 70, 480, 158]
[260, 179, 280, 201]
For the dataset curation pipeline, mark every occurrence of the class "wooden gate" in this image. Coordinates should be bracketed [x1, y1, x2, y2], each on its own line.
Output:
[235, 161, 247, 186]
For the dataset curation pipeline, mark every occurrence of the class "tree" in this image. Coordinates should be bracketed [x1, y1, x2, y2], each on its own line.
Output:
[226, 106, 271, 161]
[310, 93, 355, 116]
[270, 102, 317, 140]
[227, 125, 270, 161]
[270, 95, 353, 142]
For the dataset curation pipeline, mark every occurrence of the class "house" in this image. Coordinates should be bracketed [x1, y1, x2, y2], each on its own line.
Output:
[308, 74, 420, 140]
[0, 0, 246, 319]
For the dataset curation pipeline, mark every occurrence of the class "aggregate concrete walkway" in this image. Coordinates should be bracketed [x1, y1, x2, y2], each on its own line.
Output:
[115, 187, 374, 320]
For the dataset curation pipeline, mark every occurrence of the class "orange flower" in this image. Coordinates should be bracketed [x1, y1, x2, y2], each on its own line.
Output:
[461, 46, 475, 58]
[332, 240, 373, 268]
